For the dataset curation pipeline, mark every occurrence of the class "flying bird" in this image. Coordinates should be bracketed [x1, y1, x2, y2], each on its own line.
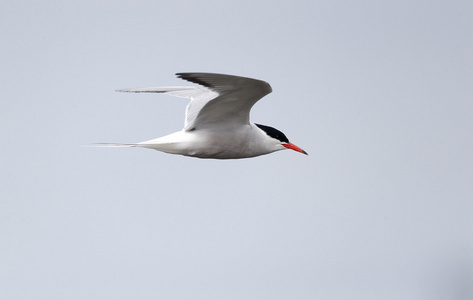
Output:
[103, 73, 307, 159]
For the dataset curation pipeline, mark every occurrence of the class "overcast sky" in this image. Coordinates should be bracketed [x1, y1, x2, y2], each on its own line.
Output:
[1, 1, 472, 299]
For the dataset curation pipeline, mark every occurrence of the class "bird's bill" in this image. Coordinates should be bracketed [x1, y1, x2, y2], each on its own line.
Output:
[283, 143, 308, 155]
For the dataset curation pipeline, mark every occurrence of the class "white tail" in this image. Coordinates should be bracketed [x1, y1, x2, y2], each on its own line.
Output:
[89, 143, 138, 147]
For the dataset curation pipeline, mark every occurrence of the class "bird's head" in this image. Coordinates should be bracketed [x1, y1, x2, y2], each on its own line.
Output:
[255, 124, 308, 155]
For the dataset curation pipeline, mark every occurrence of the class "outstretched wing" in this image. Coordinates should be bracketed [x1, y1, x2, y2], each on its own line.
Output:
[117, 73, 272, 131]
[176, 73, 272, 130]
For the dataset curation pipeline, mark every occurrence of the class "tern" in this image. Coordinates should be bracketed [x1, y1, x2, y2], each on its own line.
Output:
[103, 73, 307, 159]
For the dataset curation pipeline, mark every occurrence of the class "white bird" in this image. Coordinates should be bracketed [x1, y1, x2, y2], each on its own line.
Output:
[102, 73, 307, 159]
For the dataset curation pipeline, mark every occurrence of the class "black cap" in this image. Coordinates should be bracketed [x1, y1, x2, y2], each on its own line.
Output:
[255, 124, 289, 143]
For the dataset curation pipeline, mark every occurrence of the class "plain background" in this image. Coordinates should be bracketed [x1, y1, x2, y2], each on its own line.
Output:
[1, 1, 472, 299]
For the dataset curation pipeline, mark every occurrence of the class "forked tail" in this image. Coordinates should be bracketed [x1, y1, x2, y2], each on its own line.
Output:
[89, 143, 138, 147]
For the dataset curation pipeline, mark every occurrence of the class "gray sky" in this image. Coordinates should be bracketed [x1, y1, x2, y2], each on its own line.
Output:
[1, 1, 472, 299]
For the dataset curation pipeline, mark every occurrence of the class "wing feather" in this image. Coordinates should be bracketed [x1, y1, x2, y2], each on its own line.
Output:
[176, 73, 272, 130]
[116, 73, 272, 131]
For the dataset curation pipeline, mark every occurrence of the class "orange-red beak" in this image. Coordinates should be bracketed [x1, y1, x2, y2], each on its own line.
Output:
[283, 143, 308, 155]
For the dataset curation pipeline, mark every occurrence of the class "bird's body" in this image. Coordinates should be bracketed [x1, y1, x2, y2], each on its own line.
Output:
[134, 123, 285, 159]
[104, 73, 307, 159]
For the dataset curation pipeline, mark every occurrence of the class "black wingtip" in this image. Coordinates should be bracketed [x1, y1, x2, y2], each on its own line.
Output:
[176, 73, 214, 88]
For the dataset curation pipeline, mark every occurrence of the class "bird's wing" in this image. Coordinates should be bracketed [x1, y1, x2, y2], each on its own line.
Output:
[116, 85, 219, 130]
[176, 73, 272, 130]
[116, 73, 272, 131]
